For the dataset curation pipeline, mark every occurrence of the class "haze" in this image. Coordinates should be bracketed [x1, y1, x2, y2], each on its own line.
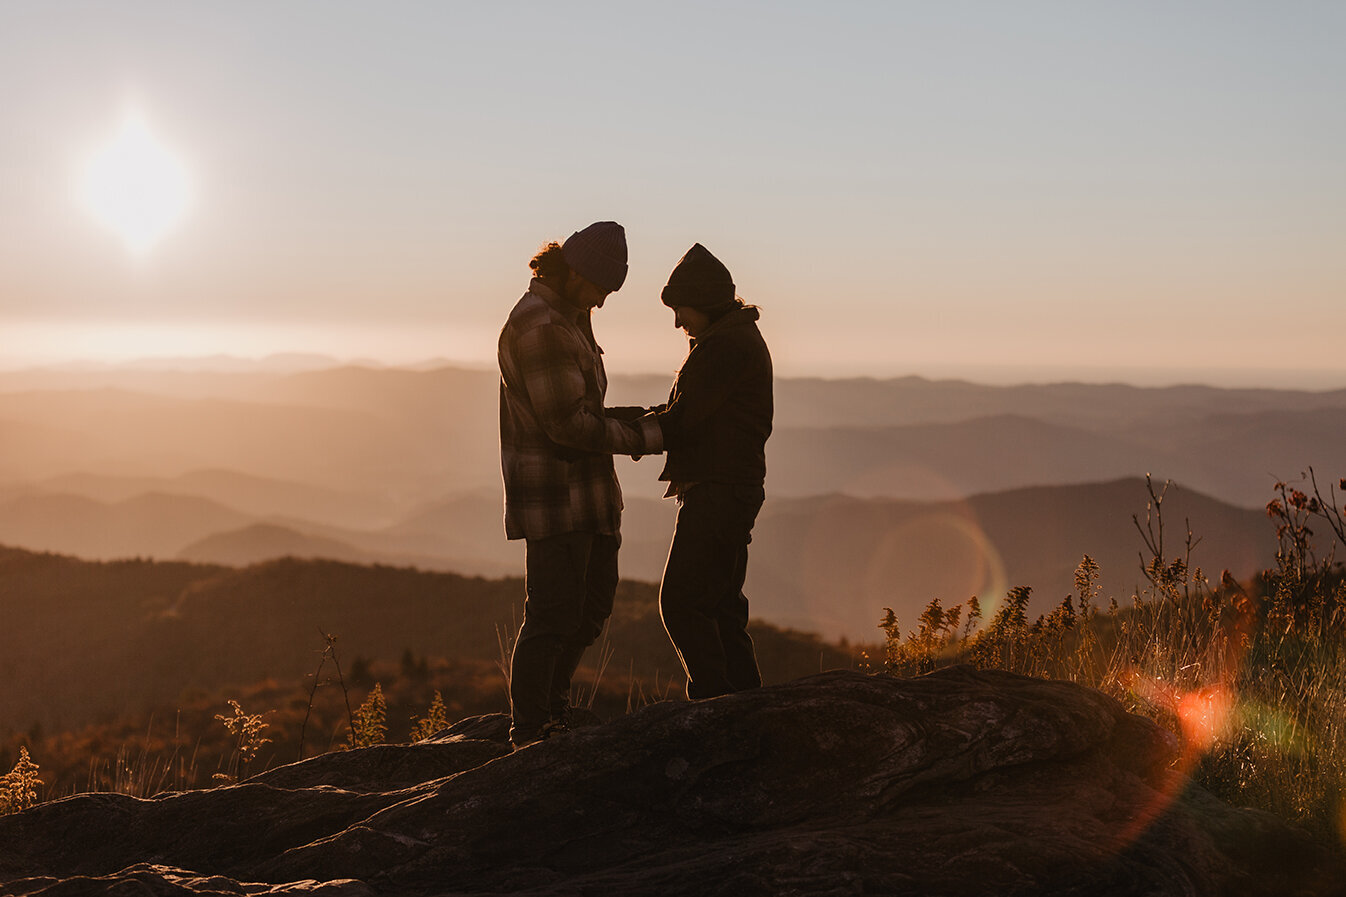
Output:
[1, 2, 1343, 388]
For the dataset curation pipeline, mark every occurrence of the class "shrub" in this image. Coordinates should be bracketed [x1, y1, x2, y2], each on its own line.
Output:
[214, 700, 272, 784]
[0, 746, 42, 815]
[348, 683, 387, 749]
[410, 690, 450, 742]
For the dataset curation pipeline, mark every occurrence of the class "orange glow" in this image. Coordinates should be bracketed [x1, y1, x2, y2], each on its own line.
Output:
[1177, 686, 1236, 751]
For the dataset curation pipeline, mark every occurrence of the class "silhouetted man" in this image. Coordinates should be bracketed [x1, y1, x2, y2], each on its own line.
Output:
[497, 221, 666, 747]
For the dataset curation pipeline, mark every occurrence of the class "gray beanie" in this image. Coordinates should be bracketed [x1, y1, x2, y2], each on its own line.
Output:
[562, 221, 628, 293]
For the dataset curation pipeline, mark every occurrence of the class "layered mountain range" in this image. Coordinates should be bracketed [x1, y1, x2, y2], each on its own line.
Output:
[2, 364, 1342, 640]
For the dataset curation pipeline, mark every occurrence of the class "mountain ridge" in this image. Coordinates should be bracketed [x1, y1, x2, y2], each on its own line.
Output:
[0, 476, 1276, 641]
[0, 546, 854, 735]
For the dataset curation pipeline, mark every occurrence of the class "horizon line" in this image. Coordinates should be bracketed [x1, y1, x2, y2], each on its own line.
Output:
[2, 351, 1344, 393]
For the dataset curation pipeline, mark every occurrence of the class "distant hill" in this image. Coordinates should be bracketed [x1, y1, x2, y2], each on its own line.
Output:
[177, 523, 382, 567]
[31, 469, 399, 529]
[375, 489, 516, 563]
[0, 547, 853, 734]
[749, 478, 1272, 640]
[3, 365, 1344, 509]
[1155, 407, 1346, 506]
[0, 363, 1328, 640]
[177, 521, 517, 578]
[0, 389, 429, 491]
[762, 375, 1346, 430]
[766, 407, 1346, 506]
[0, 491, 252, 559]
[767, 414, 1175, 499]
[0, 477, 1277, 642]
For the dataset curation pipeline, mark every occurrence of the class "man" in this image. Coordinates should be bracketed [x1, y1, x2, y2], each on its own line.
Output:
[655, 243, 773, 699]
[497, 220, 665, 748]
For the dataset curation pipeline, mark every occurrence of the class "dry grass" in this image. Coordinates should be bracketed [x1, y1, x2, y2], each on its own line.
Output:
[876, 472, 1346, 843]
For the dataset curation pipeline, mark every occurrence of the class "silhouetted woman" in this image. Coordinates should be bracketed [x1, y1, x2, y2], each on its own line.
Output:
[654, 243, 773, 699]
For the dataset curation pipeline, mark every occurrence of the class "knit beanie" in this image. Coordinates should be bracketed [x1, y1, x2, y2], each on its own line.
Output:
[660, 243, 736, 309]
[562, 221, 628, 293]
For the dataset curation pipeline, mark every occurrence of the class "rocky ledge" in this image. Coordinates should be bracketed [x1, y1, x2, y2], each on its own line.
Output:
[0, 668, 1335, 896]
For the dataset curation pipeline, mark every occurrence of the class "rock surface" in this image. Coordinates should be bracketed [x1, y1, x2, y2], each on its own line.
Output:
[0, 668, 1335, 896]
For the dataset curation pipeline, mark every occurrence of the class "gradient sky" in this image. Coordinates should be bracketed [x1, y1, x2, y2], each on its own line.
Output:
[1, 1, 1343, 386]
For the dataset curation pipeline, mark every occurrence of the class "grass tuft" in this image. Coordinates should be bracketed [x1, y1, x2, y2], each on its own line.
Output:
[875, 471, 1346, 843]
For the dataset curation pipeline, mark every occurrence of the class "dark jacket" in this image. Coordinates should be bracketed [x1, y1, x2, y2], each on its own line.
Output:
[659, 306, 773, 488]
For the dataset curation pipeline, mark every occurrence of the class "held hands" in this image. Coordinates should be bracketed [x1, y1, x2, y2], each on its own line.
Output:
[606, 403, 668, 461]
[605, 405, 647, 422]
[655, 400, 684, 447]
[607, 402, 682, 460]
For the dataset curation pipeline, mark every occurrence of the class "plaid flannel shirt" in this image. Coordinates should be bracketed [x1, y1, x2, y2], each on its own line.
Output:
[498, 279, 664, 541]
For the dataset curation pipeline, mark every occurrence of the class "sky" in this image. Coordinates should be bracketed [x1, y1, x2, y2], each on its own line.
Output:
[1, 1, 1343, 387]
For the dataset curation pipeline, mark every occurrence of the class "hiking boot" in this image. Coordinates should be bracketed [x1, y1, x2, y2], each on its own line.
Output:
[509, 721, 542, 750]
[511, 712, 568, 749]
[538, 718, 569, 740]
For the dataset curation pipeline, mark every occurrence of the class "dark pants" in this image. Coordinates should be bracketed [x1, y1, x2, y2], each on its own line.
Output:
[509, 531, 619, 744]
[659, 483, 764, 700]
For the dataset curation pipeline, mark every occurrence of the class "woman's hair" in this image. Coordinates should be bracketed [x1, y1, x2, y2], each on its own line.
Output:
[704, 295, 747, 323]
[529, 242, 570, 281]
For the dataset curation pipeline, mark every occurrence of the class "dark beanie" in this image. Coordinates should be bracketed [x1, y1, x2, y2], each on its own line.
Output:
[562, 221, 628, 293]
[661, 243, 736, 309]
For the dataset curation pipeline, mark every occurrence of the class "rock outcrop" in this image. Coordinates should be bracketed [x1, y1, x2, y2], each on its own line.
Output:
[0, 668, 1333, 896]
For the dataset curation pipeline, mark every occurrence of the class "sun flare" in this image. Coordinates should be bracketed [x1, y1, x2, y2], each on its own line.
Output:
[77, 113, 191, 254]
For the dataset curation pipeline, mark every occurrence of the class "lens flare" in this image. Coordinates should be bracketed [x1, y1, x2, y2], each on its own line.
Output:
[861, 511, 1008, 617]
[1177, 685, 1236, 751]
[792, 487, 1007, 642]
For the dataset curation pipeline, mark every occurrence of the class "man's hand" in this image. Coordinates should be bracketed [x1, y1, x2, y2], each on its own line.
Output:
[604, 405, 649, 422]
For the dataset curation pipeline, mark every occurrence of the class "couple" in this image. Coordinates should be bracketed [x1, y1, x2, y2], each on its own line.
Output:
[497, 220, 773, 748]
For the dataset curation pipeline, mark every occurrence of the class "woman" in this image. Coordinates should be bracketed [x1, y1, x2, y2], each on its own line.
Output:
[654, 243, 773, 699]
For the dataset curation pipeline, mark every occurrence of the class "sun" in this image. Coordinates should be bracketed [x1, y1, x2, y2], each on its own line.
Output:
[78, 113, 191, 254]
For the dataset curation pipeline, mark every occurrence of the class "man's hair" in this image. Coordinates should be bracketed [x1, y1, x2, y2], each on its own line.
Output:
[529, 242, 570, 280]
